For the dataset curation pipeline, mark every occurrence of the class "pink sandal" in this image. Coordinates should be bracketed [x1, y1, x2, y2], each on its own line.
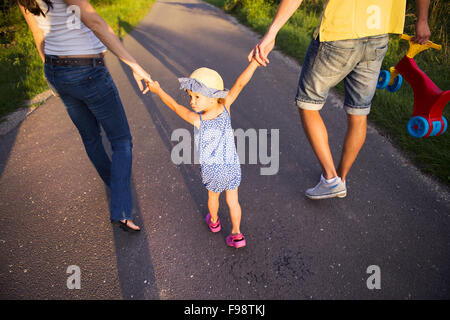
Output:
[206, 213, 221, 233]
[226, 233, 246, 248]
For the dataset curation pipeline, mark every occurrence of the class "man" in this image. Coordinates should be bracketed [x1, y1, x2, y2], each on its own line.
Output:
[249, 0, 431, 199]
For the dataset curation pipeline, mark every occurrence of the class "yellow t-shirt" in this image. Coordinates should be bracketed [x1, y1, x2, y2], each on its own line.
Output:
[313, 0, 406, 41]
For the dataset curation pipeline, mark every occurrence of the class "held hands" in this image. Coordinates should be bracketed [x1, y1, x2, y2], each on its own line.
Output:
[129, 63, 153, 94]
[145, 80, 161, 94]
[127, 62, 162, 95]
[248, 34, 275, 67]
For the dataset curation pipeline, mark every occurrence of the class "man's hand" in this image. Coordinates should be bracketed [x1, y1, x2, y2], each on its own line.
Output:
[413, 0, 431, 44]
[413, 19, 431, 44]
[248, 35, 275, 67]
[248, 0, 303, 66]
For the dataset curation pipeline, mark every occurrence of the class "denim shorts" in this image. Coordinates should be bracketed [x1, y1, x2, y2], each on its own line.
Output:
[295, 34, 389, 115]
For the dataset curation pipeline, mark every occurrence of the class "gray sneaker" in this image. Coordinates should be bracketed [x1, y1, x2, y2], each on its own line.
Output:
[305, 175, 347, 199]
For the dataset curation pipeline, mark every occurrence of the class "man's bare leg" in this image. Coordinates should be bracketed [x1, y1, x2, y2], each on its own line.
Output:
[299, 109, 338, 179]
[337, 114, 367, 182]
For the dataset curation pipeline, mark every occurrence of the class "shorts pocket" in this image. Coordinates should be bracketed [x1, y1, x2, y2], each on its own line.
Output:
[368, 36, 389, 61]
[316, 41, 356, 76]
[374, 44, 388, 61]
[322, 39, 357, 51]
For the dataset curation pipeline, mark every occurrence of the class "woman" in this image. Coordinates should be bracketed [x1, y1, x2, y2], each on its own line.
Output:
[19, 0, 153, 231]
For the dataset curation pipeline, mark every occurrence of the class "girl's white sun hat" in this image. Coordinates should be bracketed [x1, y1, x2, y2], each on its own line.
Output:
[179, 67, 229, 98]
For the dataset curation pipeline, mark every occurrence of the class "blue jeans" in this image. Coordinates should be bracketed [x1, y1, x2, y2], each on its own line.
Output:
[296, 34, 389, 115]
[44, 61, 133, 221]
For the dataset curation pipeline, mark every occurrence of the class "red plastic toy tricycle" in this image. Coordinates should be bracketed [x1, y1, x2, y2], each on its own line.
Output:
[377, 34, 449, 138]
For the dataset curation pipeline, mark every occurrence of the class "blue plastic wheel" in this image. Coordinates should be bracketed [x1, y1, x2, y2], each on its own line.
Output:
[377, 70, 390, 89]
[442, 116, 448, 134]
[429, 116, 448, 136]
[436, 116, 448, 136]
[387, 74, 403, 92]
[407, 116, 430, 138]
[430, 121, 442, 136]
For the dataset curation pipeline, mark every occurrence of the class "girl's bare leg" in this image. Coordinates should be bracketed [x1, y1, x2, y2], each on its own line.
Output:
[208, 190, 220, 223]
[225, 188, 242, 235]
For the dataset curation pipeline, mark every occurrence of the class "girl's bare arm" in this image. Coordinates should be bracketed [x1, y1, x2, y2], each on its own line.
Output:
[148, 81, 200, 127]
[224, 59, 260, 109]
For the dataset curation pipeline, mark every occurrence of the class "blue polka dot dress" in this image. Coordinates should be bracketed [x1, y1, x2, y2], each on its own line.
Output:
[194, 105, 241, 193]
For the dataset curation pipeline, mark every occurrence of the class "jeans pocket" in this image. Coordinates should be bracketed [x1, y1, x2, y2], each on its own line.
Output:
[59, 66, 97, 85]
[87, 67, 116, 102]
[99, 68, 115, 91]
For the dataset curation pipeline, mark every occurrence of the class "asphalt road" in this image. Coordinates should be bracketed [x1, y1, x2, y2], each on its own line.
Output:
[1, 0, 449, 300]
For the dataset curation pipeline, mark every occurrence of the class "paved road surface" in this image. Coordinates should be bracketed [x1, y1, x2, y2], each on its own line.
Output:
[1, 0, 449, 299]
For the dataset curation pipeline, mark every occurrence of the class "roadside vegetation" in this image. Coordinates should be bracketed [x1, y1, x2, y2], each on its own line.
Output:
[0, 0, 155, 120]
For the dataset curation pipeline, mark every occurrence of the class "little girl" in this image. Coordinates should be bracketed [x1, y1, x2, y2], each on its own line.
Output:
[147, 60, 260, 248]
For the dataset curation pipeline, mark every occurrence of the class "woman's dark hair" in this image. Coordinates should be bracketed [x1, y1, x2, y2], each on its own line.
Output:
[18, 0, 53, 16]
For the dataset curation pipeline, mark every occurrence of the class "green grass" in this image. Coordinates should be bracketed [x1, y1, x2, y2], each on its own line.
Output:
[0, 7, 47, 119]
[0, 0, 155, 121]
[204, 0, 450, 186]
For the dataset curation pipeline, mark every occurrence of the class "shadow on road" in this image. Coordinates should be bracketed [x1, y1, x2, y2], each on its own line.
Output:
[95, 17, 211, 299]
[117, 18, 207, 215]
[160, 0, 224, 18]
[100, 123, 159, 299]
[120, 23, 189, 77]
[107, 181, 160, 299]
[0, 125, 20, 180]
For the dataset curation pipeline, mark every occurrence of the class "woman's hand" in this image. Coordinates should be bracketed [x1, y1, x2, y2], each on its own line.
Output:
[129, 63, 153, 94]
